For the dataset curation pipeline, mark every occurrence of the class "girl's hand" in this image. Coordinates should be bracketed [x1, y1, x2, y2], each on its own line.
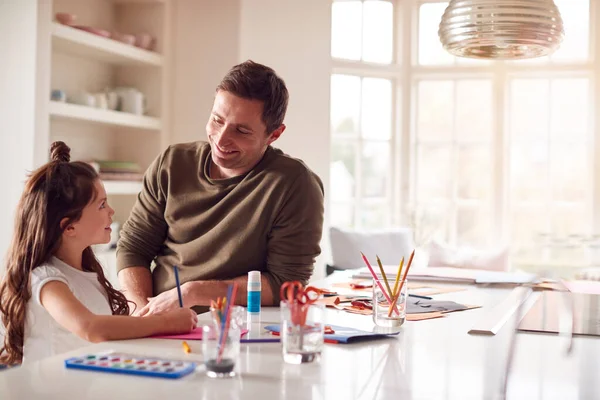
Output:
[161, 308, 198, 333]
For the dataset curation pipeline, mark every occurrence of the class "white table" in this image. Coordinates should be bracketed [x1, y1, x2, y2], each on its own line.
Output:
[1, 277, 598, 400]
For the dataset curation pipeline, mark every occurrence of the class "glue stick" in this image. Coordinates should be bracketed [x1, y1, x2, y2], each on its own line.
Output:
[247, 271, 261, 314]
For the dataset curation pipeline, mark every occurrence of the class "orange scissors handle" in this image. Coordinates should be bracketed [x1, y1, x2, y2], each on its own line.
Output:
[280, 281, 303, 303]
[298, 286, 320, 305]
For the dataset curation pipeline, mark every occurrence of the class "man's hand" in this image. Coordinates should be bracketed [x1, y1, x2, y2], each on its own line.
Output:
[129, 297, 150, 316]
[137, 283, 195, 316]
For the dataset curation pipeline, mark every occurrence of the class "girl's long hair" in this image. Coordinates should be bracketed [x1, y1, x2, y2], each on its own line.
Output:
[0, 141, 129, 365]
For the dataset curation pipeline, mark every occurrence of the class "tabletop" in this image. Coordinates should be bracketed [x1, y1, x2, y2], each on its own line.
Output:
[0, 274, 598, 400]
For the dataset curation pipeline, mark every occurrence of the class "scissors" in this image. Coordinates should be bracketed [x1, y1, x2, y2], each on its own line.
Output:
[280, 281, 320, 326]
[280, 281, 319, 305]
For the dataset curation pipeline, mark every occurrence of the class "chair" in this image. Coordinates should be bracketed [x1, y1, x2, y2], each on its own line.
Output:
[327, 227, 415, 275]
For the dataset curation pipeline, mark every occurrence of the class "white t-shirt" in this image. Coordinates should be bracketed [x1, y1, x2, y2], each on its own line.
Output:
[22, 256, 112, 364]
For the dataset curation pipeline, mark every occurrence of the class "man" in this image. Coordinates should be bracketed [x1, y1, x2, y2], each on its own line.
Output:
[116, 60, 324, 316]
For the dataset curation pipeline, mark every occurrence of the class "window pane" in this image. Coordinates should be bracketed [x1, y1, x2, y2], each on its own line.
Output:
[456, 206, 491, 247]
[331, 203, 354, 228]
[417, 80, 453, 140]
[551, 0, 590, 62]
[510, 143, 549, 203]
[551, 205, 590, 236]
[416, 145, 452, 200]
[511, 206, 550, 248]
[359, 202, 390, 229]
[418, 2, 454, 66]
[361, 141, 390, 198]
[510, 79, 550, 139]
[550, 78, 589, 140]
[363, 1, 393, 64]
[331, 140, 357, 202]
[331, 74, 361, 136]
[456, 80, 493, 140]
[550, 143, 589, 203]
[331, 1, 362, 60]
[457, 145, 491, 200]
[361, 77, 392, 140]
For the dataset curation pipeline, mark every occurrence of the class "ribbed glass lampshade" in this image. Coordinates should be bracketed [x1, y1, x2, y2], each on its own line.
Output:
[439, 0, 564, 59]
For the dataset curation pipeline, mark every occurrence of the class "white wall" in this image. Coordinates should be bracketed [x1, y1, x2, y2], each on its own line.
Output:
[170, 0, 332, 278]
[0, 1, 39, 271]
[238, 0, 331, 278]
[170, 0, 241, 144]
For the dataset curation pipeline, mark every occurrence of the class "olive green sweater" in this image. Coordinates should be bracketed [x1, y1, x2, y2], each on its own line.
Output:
[116, 141, 324, 303]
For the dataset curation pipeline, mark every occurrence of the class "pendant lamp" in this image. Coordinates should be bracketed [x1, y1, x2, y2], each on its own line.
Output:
[439, 0, 564, 60]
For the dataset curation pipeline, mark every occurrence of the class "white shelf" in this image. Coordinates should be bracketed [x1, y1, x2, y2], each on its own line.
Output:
[49, 101, 161, 131]
[51, 22, 163, 67]
[111, 0, 165, 3]
[103, 180, 143, 195]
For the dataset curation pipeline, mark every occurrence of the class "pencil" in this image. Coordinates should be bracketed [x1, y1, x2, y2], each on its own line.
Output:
[388, 257, 404, 315]
[360, 252, 399, 316]
[376, 255, 393, 298]
[173, 265, 183, 308]
[391, 257, 404, 299]
[388, 249, 415, 317]
[182, 341, 191, 354]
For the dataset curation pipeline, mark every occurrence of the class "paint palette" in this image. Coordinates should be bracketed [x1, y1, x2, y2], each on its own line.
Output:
[64, 352, 197, 379]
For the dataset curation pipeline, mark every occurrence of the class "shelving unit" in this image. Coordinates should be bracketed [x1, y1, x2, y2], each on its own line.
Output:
[36, 0, 172, 285]
[104, 180, 143, 195]
[49, 101, 161, 131]
[51, 22, 163, 67]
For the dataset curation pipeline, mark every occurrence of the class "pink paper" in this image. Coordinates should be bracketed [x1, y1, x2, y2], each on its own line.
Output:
[564, 280, 600, 295]
[151, 327, 249, 340]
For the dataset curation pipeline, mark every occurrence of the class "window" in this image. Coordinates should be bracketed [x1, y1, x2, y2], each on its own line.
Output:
[330, 0, 596, 270]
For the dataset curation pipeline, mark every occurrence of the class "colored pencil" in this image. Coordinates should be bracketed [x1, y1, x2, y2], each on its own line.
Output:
[173, 265, 183, 308]
[388, 257, 404, 315]
[360, 252, 399, 316]
[376, 255, 393, 298]
[182, 341, 191, 354]
[388, 249, 415, 317]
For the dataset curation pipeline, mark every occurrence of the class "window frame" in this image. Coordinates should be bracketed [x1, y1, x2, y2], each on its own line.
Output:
[330, 0, 600, 268]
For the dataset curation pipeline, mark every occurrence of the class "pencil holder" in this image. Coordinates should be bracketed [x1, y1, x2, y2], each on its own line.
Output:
[210, 305, 246, 332]
[280, 301, 325, 364]
[202, 324, 241, 378]
[372, 278, 407, 328]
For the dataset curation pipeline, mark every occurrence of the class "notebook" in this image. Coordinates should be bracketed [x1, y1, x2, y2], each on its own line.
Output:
[264, 324, 400, 344]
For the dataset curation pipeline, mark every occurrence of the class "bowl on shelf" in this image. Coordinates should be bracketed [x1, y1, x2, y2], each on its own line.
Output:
[111, 32, 136, 46]
[134, 33, 155, 51]
[73, 25, 111, 38]
[55, 12, 76, 26]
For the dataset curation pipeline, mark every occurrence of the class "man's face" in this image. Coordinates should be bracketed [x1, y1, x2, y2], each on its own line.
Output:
[206, 90, 284, 179]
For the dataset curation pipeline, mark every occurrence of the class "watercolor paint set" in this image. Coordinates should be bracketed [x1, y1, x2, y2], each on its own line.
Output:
[64, 352, 197, 379]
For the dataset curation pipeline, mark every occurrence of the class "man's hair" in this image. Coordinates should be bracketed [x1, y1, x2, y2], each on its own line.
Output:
[217, 60, 289, 134]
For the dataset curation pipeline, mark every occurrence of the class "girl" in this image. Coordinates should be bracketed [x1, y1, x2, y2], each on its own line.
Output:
[0, 141, 197, 365]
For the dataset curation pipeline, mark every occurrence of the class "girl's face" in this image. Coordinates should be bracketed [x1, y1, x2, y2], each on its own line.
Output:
[69, 179, 115, 247]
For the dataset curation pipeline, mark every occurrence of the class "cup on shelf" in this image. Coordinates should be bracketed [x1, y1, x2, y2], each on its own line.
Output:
[134, 33, 154, 50]
[105, 91, 119, 110]
[93, 92, 108, 109]
[55, 12, 76, 26]
[111, 32, 136, 46]
[50, 89, 66, 102]
[116, 88, 145, 115]
[69, 91, 96, 107]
